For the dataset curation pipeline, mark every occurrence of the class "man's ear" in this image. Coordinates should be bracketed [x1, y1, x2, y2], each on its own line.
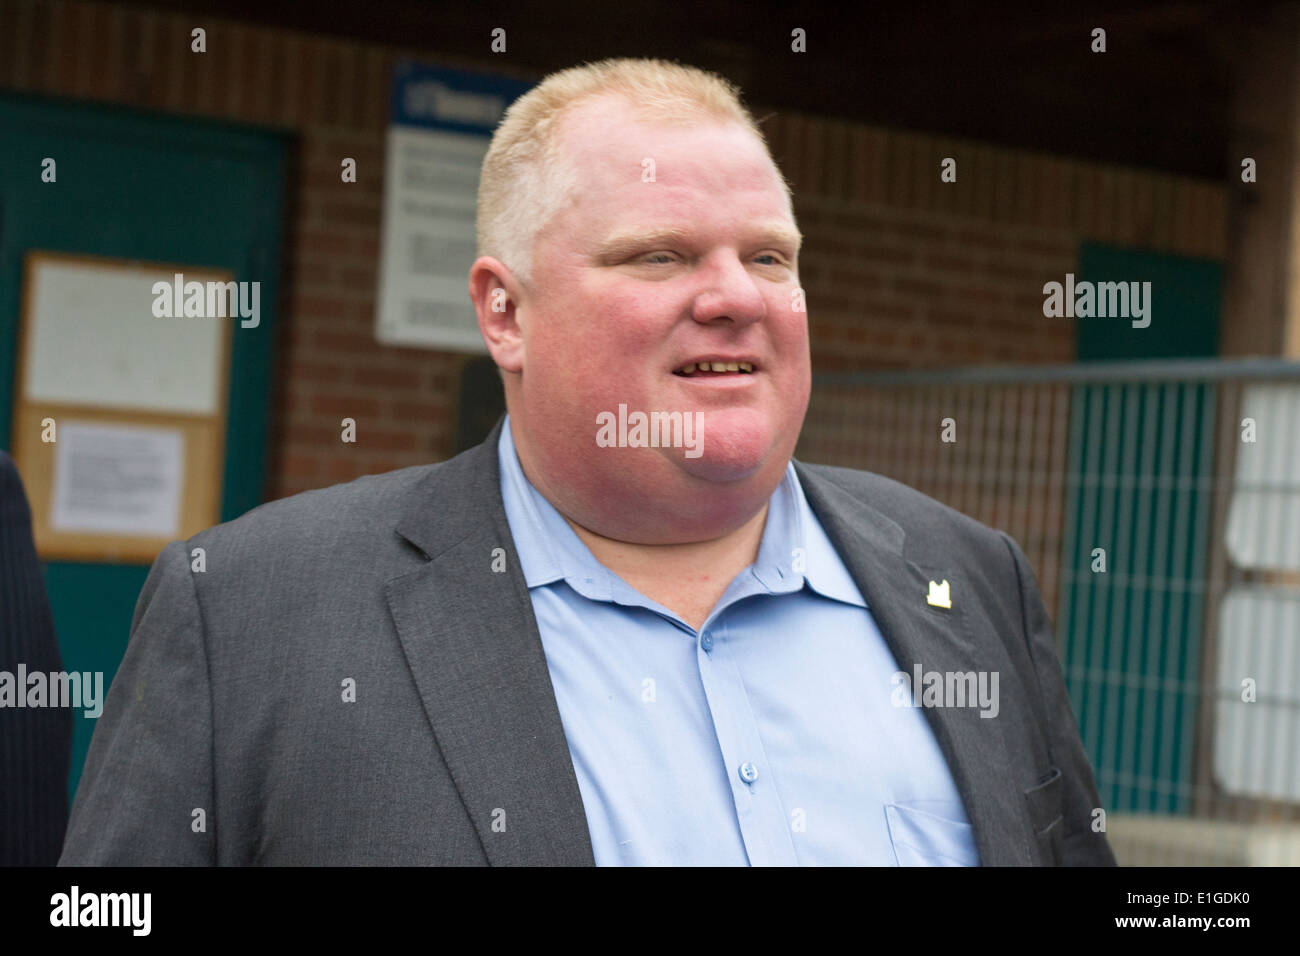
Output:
[469, 256, 525, 374]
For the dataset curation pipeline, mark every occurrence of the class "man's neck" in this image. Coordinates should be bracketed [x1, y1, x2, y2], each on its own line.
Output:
[561, 502, 770, 632]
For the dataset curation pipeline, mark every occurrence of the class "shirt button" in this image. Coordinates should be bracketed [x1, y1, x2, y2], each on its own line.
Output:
[701, 633, 714, 652]
[739, 762, 759, 784]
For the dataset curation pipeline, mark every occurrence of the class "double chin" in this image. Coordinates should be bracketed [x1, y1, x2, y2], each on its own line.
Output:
[573, 448, 786, 545]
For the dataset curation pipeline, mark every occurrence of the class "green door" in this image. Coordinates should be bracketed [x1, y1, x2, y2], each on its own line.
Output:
[0, 93, 287, 801]
[1061, 242, 1221, 814]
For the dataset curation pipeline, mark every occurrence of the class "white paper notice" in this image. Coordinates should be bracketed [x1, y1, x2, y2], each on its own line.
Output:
[375, 126, 488, 351]
[25, 258, 226, 415]
[50, 422, 185, 537]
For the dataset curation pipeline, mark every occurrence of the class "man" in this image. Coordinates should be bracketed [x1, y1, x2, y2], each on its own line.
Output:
[1, 451, 72, 865]
[61, 59, 1113, 865]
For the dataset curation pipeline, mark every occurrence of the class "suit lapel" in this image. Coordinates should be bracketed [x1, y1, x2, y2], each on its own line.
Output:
[795, 462, 1037, 865]
[385, 418, 595, 866]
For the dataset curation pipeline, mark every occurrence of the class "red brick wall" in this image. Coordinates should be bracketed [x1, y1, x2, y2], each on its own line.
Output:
[766, 118, 1229, 375]
[0, 0, 1229, 516]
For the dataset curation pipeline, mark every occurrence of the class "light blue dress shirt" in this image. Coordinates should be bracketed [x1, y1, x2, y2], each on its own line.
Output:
[497, 415, 980, 866]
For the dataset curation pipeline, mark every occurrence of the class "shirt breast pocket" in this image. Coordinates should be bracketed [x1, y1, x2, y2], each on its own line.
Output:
[885, 803, 980, 866]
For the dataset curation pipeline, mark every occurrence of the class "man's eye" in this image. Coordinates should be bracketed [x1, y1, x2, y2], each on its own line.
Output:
[754, 253, 786, 266]
[638, 252, 677, 265]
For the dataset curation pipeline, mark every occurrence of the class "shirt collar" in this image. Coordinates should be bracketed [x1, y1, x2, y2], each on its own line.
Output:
[496, 413, 866, 609]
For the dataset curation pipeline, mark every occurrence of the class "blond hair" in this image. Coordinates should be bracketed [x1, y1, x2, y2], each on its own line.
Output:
[476, 58, 787, 286]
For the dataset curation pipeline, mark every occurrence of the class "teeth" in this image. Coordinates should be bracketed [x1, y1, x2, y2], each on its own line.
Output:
[675, 361, 756, 375]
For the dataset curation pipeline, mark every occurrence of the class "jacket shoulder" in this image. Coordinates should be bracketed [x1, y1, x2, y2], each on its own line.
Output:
[184, 462, 439, 568]
[796, 460, 1007, 554]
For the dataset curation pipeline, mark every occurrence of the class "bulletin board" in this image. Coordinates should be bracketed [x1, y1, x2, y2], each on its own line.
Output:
[11, 251, 232, 563]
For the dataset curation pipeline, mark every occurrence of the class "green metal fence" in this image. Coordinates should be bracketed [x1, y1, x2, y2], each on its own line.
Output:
[803, 358, 1300, 865]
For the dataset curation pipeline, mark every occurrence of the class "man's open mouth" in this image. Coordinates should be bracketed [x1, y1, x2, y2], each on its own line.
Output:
[673, 361, 756, 377]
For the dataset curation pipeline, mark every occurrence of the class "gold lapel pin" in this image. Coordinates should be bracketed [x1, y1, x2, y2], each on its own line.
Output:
[926, 579, 952, 609]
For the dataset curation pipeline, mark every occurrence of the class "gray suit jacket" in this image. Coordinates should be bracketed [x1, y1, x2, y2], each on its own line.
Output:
[60, 417, 1115, 866]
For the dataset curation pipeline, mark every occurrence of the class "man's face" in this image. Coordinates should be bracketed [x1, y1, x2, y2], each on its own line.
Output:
[505, 95, 811, 543]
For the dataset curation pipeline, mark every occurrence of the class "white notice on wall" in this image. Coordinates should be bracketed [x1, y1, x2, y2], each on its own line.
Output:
[50, 422, 185, 537]
[375, 127, 489, 351]
[25, 257, 226, 415]
[374, 63, 533, 352]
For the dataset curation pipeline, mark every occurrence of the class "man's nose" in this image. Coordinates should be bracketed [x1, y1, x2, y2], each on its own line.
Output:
[689, 254, 767, 326]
